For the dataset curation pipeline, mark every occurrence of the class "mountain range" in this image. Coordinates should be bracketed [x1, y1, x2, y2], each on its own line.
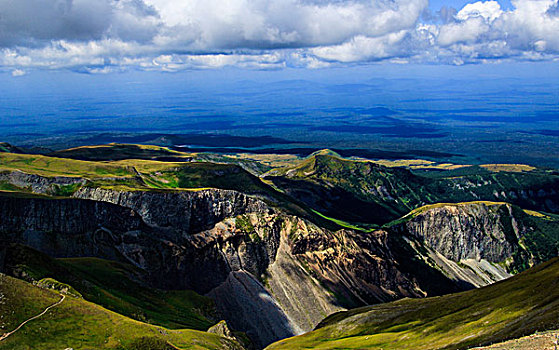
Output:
[0, 142, 558, 349]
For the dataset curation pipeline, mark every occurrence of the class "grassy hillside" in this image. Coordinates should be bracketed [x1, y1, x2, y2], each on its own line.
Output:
[264, 152, 559, 226]
[264, 152, 427, 225]
[266, 257, 559, 350]
[2, 244, 216, 331]
[0, 152, 138, 178]
[0, 274, 241, 350]
[0, 150, 272, 194]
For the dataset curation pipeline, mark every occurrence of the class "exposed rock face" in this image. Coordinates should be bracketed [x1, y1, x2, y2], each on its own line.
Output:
[392, 203, 526, 263]
[208, 271, 299, 349]
[423, 247, 512, 288]
[73, 187, 270, 234]
[207, 320, 247, 349]
[288, 225, 459, 307]
[208, 320, 237, 339]
[0, 195, 144, 258]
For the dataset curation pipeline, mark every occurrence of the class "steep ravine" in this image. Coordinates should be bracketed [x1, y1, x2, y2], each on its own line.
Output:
[1, 190, 556, 348]
[0, 193, 455, 347]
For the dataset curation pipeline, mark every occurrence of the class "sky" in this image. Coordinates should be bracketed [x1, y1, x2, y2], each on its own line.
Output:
[1, 0, 559, 74]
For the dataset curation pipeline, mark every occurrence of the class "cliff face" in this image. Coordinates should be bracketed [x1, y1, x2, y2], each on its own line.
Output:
[73, 187, 270, 234]
[391, 203, 526, 263]
[0, 195, 145, 258]
[1, 186, 555, 348]
[386, 201, 559, 287]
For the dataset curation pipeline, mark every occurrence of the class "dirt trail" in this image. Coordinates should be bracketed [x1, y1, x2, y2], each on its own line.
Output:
[0, 295, 65, 342]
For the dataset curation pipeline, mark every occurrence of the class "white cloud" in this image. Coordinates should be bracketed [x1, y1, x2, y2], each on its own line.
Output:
[1, 0, 559, 70]
[11, 69, 26, 76]
[456, 1, 503, 22]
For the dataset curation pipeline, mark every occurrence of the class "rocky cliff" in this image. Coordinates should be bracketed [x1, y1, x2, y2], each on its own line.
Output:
[0, 194, 145, 258]
[73, 187, 270, 234]
[0, 170, 86, 194]
[392, 202, 524, 263]
[388, 201, 559, 286]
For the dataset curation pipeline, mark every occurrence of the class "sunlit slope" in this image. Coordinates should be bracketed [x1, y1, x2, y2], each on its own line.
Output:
[266, 257, 559, 350]
[0, 274, 242, 350]
[0, 150, 272, 193]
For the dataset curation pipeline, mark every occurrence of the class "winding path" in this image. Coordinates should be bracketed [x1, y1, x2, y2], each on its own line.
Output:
[0, 295, 65, 342]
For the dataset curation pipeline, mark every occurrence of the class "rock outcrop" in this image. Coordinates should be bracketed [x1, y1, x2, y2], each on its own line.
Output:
[392, 202, 524, 263]
[0, 170, 85, 195]
[73, 187, 270, 234]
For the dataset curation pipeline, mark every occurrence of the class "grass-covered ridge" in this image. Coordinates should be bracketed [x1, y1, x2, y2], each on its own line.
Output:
[0, 274, 241, 350]
[264, 151, 559, 226]
[0, 148, 273, 194]
[266, 256, 559, 350]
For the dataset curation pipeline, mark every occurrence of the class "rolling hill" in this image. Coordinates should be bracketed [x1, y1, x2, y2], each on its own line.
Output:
[0, 274, 243, 350]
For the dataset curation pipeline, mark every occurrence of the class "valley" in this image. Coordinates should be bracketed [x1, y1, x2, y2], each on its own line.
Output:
[0, 142, 558, 349]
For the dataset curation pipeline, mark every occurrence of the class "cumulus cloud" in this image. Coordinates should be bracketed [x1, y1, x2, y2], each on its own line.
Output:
[456, 1, 503, 21]
[1, 0, 559, 71]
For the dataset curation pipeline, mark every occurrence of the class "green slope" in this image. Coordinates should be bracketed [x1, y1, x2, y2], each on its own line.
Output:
[266, 257, 559, 350]
[0, 274, 242, 350]
[264, 152, 559, 226]
[2, 244, 215, 331]
[264, 152, 427, 226]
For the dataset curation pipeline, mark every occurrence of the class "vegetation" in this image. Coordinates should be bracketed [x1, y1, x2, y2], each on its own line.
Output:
[37, 278, 83, 298]
[0, 274, 239, 350]
[235, 215, 255, 233]
[266, 257, 559, 350]
[264, 152, 559, 226]
[384, 201, 559, 273]
[3, 244, 216, 331]
[0, 152, 137, 178]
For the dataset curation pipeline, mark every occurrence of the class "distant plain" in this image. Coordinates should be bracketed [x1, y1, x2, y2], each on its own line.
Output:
[2, 64, 558, 167]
